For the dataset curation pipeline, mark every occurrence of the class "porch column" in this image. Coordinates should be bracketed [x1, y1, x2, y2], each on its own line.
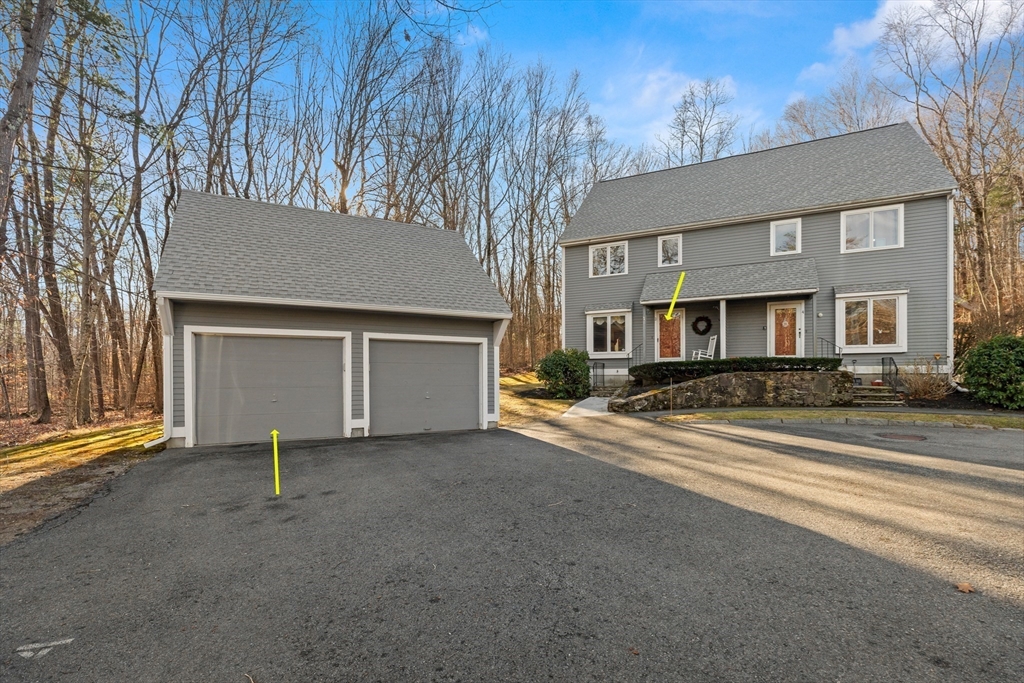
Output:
[719, 299, 727, 358]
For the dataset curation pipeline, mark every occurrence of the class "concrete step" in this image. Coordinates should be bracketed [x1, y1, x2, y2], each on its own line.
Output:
[852, 400, 907, 407]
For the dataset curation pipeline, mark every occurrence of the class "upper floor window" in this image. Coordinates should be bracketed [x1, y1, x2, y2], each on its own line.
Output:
[590, 241, 627, 277]
[658, 234, 682, 267]
[841, 204, 903, 253]
[770, 218, 801, 256]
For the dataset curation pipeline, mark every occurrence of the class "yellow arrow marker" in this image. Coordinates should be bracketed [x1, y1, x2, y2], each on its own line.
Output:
[665, 271, 686, 320]
[271, 429, 281, 496]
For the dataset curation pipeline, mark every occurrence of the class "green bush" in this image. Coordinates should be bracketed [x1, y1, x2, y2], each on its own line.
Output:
[536, 348, 592, 399]
[629, 356, 844, 386]
[961, 335, 1024, 410]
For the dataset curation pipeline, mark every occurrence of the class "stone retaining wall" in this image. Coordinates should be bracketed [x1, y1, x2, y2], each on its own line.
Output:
[608, 371, 854, 413]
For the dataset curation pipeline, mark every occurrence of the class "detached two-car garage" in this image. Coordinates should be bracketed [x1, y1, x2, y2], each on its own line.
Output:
[155, 192, 511, 449]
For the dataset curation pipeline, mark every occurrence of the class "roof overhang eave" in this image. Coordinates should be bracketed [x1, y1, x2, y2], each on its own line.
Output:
[640, 288, 819, 306]
[156, 290, 513, 320]
[560, 188, 954, 247]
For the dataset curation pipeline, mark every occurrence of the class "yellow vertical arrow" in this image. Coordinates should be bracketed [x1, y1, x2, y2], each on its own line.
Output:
[271, 429, 280, 496]
[665, 271, 686, 320]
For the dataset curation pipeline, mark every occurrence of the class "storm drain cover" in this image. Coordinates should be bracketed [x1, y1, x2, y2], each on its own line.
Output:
[877, 433, 927, 441]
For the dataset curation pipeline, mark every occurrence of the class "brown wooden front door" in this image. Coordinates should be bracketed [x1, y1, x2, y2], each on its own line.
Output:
[768, 302, 803, 357]
[657, 310, 683, 360]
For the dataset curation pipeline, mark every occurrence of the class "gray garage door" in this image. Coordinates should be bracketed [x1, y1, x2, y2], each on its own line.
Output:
[368, 340, 480, 436]
[195, 335, 345, 445]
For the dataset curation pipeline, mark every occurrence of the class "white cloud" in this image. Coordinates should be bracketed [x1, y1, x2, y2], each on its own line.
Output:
[455, 23, 489, 47]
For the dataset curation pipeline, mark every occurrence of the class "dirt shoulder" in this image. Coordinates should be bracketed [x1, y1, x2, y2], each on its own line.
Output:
[0, 420, 164, 546]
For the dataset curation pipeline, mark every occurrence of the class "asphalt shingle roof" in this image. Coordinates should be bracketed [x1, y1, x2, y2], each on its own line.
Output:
[155, 192, 511, 318]
[640, 258, 820, 303]
[562, 123, 957, 244]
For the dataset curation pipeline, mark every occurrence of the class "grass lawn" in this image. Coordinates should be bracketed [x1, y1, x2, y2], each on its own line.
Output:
[499, 372, 577, 427]
[0, 420, 163, 546]
[660, 409, 1023, 430]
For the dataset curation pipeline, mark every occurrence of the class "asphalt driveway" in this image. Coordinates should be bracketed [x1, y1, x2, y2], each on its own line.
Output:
[2, 423, 1022, 681]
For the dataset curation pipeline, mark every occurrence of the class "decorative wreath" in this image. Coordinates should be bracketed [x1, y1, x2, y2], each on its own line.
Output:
[691, 315, 713, 336]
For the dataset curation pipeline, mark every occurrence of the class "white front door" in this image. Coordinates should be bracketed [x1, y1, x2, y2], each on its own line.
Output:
[767, 301, 804, 357]
[655, 309, 684, 360]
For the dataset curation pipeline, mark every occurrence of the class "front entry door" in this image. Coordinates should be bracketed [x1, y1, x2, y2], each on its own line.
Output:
[768, 302, 804, 357]
[656, 309, 684, 360]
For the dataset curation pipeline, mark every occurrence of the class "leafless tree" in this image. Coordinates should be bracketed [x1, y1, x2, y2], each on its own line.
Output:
[659, 77, 740, 166]
[879, 0, 1024, 344]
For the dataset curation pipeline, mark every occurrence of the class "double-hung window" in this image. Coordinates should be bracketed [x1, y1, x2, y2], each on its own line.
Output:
[590, 241, 627, 277]
[658, 234, 681, 266]
[587, 310, 631, 357]
[841, 204, 903, 253]
[770, 218, 801, 255]
[835, 290, 908, 353]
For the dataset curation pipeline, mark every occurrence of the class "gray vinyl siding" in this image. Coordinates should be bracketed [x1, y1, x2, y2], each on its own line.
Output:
[171, 301, 496, 429]
[564, 195, 950, 368]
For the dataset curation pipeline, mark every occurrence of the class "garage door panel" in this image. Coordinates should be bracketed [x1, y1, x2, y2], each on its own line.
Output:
[369, 340, 480, 436]
[195, 335, 344, 445]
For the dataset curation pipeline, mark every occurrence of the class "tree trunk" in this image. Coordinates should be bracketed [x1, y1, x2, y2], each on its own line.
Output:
[0, 0, 58, 263]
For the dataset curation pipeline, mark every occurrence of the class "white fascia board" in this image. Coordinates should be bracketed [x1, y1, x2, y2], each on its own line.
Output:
[157, 291, 513, 320]
[641, 288, 818, 306]
[559, 190, 951, 247]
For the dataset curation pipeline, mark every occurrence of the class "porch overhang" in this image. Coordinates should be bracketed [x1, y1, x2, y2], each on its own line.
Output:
[640, 257, 820, 305]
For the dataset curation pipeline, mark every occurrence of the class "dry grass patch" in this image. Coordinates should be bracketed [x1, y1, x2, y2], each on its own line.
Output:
[660, 410, 1022, 430]
[499, 372, 576, 427]
[0, 420, 163, 546]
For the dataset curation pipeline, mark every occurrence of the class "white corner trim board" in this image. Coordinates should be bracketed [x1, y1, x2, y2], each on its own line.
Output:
[361, 332, 490, 435]
[183, 326, 353, 448]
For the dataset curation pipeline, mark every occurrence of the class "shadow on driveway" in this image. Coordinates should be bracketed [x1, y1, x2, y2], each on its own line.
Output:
[1, 428, 1021, 681]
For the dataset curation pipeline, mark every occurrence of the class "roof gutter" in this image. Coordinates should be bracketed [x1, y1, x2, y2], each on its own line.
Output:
[156, 291, 513, 320]
[560, 189, 954, 247]
[641, 288, 819, 306]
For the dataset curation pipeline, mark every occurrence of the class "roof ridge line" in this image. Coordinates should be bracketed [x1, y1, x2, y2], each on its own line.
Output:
[598, 122, 909, 184]
[178, 190, 458, 235]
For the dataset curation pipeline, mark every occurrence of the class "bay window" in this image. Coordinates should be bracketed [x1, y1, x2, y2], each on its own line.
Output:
[835, 291, 907, 352]
[587, 310, 632, 357]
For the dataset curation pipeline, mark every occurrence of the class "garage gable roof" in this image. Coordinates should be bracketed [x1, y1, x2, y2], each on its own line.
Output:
[562, 123, 957, 244]
[155, 192, 511, 319]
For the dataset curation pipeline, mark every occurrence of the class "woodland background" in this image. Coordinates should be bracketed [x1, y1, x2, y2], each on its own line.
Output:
[0, 0, 1021, 427]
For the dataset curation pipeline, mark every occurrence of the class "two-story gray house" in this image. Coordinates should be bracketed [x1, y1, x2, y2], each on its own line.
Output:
[560, 123, 958, 384]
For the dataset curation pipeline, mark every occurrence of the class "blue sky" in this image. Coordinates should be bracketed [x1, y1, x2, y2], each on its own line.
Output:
[458, 1, 890, 146]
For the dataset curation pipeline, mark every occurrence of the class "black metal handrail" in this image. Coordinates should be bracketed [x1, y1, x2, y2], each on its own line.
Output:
[626, 343, 644, 367]
[589, 361, 606, 388]
[881, 357, 899, 398]
[817, 337, 843, 358]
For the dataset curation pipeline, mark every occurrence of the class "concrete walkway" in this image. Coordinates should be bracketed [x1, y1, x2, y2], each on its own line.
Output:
[561, 396, 610, 418]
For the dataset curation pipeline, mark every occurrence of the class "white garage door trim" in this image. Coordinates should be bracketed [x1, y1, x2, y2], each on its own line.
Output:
[184, 326, 352, 448]
[362, 332, 489, 434]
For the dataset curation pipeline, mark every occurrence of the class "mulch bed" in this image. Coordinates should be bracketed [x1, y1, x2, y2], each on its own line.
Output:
[905, 391, 1021, 414]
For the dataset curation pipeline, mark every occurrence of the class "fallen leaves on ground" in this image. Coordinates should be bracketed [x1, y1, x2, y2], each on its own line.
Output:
[956, 582, 975, 593]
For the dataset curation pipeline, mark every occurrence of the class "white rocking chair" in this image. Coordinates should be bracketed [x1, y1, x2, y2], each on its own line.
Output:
[692, 335, 718, 360]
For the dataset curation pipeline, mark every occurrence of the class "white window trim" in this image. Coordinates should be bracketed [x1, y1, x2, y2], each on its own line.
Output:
[654, 308, 685, 360]
[840, 203, 904, 254]
[834, 290, 908, 353]
[766, 301, 805, 357]
[658, 234, 682, 267]
[770, 217, 802, 256]
[586, 309, 632, 358]
[589, 241, 629, 278]
[363, 332, 489, 435]
[183, 326, 352, 448]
